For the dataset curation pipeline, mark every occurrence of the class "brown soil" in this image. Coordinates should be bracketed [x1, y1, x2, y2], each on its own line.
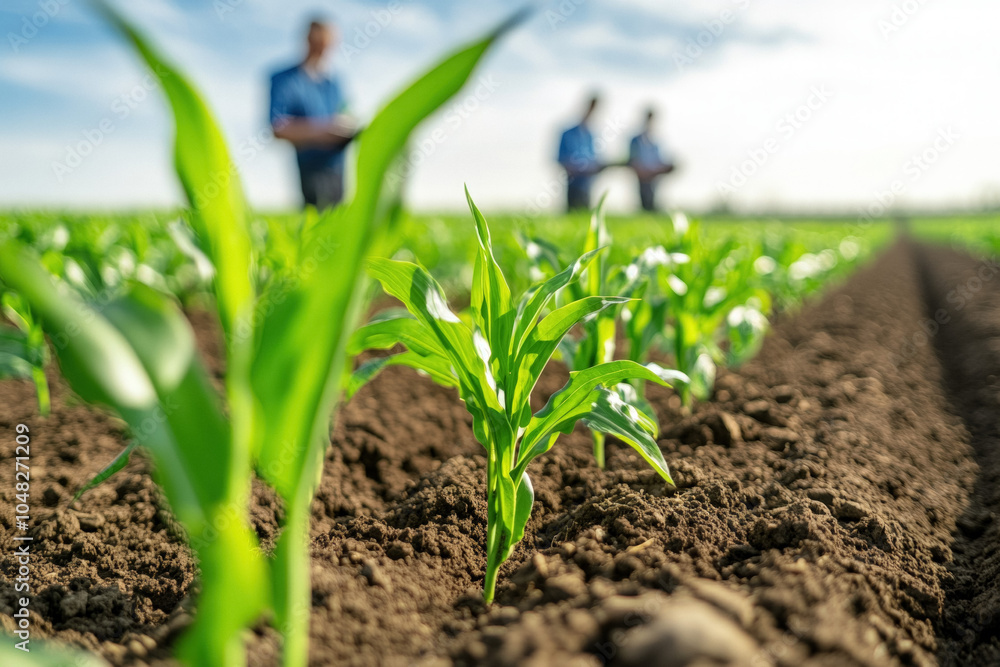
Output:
[2, 239, 1000, 666]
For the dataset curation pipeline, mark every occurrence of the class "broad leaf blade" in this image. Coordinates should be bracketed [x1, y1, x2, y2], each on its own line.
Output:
[467, 188, 514, 398]
[347, 316, 447, 359]
[346, 351, 457, 400]
[515, 360, 687, 477]
[0, 329, 32, 379]
[99, 5, 254, 345]
[511, 247, 603, 359]
[101, 283, 233, 511]
[0, 243, 269, 666]
[510, 296, 630, 425]
[582, 387, 673, 483]
[0, 242, 157, 412]
[505, 471, 534, 560]
[367, 258, 502, 413]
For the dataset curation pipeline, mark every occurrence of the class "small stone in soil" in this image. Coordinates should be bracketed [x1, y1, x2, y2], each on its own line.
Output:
[705, 412, 742, 446]
[742, 399, 772, 422]
[386, 541, 414, 560]
[836, 500, 869, 521]
[617, 597, 758, 667]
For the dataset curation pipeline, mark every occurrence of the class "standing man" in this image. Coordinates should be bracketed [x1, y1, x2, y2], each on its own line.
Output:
[628, 108, 675, 213]
[557, 95, 606, 212]
[270, 18, 358, 209]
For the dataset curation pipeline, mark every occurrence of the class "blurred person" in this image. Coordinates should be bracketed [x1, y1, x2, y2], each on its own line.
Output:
[557, 95, 607, 212]
[628, 108, 675, 212]
[269, 18, 359, 209]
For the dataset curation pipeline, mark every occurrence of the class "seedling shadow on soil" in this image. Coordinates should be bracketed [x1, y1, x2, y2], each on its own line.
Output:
[4, 240, 1000, 665]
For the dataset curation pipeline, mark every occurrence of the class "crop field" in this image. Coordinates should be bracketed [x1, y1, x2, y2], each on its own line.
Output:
[5, 7, 1000, 667]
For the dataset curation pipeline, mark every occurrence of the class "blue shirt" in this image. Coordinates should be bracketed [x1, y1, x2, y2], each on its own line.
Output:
[269, 65, 347, 171]
[629, 133, 665, 170]
[558, 124, 598, 188]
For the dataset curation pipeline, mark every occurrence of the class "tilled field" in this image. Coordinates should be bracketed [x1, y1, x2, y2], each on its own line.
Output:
[1, 240, 999, 666]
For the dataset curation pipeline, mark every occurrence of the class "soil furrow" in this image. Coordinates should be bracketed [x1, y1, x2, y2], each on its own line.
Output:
[913, 242, 1000, 666]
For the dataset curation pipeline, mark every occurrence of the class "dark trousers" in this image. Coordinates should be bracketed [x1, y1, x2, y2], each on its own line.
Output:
[299, 164, 345, 210]
[566, 178, 591, 212]
[638, 180, 657, 212]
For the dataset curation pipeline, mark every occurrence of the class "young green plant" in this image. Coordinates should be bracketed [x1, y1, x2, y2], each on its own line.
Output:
[0, 292, 50, 416]
[521, 196, 659, 469]
[632, 214, 771, 407]
[348, 190, 686, 602]
[0, 5, 517, 666]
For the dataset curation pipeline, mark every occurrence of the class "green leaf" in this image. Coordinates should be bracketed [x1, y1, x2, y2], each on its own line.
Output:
[594, 310, 617, 365]
[2, 291, 32, 332]
[98, 4, 254, 346]
[347, 316, 447, 359]
[582, 387, 673, 483]
[726, 304, 769, 366]
[466, 187, 514, 393]
[510, 247, 603, 359]
[367, 258, 502, 416]
[686, 348, 717, 401]
[73, 441, 137, 502]
[249, 22, 520, 657]
[0, 243, 158, 413]
[351, 15, 524, 231]
[509, 296, 630, 426]
[346, 351, 457, 400]
[515, 360, 687, 479]
[583, 194, 610, 296]
[0, 242, 269, 666]
[252, 18, 516, 504]
[0, 329, 32, 379]
[519, 233, 563, 278]
[101, 284, 236, 510]
[506, 471, 534, 560]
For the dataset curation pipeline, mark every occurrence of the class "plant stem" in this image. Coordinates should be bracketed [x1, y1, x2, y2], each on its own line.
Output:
[592, 431, 606, 469]
[680, 385, 693, 412]
[483, 452, 501, 604]
[32, 366, 50, 416]
[179, 520, 267, 667]
[483, 557, 499, 604]
[274, 489, 312, 667]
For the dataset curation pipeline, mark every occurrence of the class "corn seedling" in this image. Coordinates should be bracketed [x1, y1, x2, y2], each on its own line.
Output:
[348, 189, 686, 602]
[636, 214, 771, 407]
[757, 233, 846, 312]
[0, 292, 50, 415]
[0, 5, 515, 665]
[520, 197, 662, 469]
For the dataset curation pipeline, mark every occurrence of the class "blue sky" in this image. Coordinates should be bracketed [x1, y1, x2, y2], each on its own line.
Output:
[2, 0, 998, 214]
